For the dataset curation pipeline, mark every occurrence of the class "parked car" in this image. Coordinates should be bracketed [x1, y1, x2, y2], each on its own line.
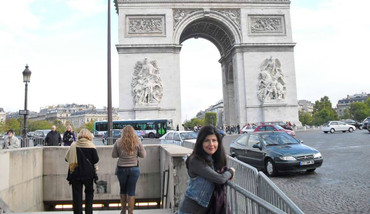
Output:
[254, 124, 296, 137]
[160, 131, 198, 146]
[366, 122, 370, 133]
[264, 121, 293, 130]
[341, 119, 362, 130]
[27, 131, 35, 138]
[33, 130, 51, 146]
[230, 131, 323, 176]
[240, 125, 257, 134]
[362, 117, 370, 130]
[322, 121, 356, 133]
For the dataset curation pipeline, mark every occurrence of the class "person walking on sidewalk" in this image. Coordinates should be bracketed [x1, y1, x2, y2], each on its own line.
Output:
[112, 125, 146, 214]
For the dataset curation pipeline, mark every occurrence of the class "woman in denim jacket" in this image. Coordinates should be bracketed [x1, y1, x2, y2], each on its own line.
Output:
[179, 126, 235, 214]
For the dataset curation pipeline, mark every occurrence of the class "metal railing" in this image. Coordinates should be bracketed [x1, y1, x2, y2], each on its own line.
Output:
[227, 182, 286, 214]
[227, 157, 304, 214]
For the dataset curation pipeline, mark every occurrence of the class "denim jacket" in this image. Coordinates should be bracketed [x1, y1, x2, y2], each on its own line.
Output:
[184, 157, 215, 207]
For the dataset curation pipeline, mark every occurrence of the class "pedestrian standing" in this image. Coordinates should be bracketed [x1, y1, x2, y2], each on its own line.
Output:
[112, 125, 146, 214]
[2, 129, 20, 149]
[45, 125, 62, 146]
[63, 125, 76, 146]
[178, 126, 235, 214]
[65, 128, 99, 214]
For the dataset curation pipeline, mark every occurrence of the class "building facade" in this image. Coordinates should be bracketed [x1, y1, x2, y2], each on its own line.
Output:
[336, 92, 369, 117]
[69, 109, 120, 129]
[298, 100, 314, 115]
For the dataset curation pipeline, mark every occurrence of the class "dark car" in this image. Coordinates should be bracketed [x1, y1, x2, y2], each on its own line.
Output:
[33, 130, 50, 146]
[341, 119, 362, 130]
[230, 132, 323, 176]
[254, 124, 296, 137]
[102, 130, 122, 144]
[362, 117, 370, 130]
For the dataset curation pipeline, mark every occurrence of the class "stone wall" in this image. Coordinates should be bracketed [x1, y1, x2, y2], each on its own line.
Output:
[0, 144, 191, 212]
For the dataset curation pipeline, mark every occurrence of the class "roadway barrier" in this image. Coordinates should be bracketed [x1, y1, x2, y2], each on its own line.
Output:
[227, 157, 304, 214]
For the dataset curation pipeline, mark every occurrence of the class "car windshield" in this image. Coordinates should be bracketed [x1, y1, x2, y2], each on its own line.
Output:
[260, 133, 298, 146]
[275, 125, 284, 130]
[180, 132, 198, 140]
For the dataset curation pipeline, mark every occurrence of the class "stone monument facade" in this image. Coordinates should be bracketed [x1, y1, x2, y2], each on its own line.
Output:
[115, 0, 300, 128]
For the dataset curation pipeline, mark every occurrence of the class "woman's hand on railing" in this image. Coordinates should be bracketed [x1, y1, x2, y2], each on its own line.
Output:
[229, 167, 235, 181]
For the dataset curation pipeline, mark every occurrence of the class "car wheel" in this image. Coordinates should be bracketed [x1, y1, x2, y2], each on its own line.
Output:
[148, 133, 155, 138]
[348, 127, 354, 133]
[306, 168, 316, 173]
[330, 128, 335, 133]
[265, 159, 277, 177]
[323, 131, 328, 133]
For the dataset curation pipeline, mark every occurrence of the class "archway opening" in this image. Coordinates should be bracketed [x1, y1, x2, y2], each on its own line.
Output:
[180, 38, 222, 123]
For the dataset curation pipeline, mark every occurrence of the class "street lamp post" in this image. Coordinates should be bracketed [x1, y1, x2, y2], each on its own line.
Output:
[22, 65, 31, 147]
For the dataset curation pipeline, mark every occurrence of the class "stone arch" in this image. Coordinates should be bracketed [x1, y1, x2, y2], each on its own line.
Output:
[115, 1, 301, 129]
[173, 10, 242, 56]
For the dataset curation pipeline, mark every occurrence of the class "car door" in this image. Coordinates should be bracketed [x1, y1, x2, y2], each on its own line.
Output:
[232, 135, 249, 162]
[173, 133, 182, 146]
[330, 121, 339, 131]
[338, 121, 347, 131]
[164, 132, 174, 144]
[245, 134, 265, 169]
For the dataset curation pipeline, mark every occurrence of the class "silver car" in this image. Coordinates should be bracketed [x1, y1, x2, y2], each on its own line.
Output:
[322, 121, 356, 133]
[160, 131, 198, 147]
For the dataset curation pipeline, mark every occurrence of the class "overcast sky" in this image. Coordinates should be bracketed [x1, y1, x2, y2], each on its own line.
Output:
[0, 0, 369, 123]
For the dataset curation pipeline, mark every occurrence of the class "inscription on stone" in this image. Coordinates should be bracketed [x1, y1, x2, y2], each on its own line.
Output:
[126, 15, 165, 36]
[249, 15, 285, 35]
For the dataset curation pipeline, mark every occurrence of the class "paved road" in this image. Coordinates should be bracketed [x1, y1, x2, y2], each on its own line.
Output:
[222, 130, 370, 214]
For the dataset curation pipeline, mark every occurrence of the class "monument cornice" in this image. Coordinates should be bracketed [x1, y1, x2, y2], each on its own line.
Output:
[116, 44, 182, 54]
[219, 42, 296, 62]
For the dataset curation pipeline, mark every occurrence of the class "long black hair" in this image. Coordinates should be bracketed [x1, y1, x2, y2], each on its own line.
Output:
[186, 125, 227, 171]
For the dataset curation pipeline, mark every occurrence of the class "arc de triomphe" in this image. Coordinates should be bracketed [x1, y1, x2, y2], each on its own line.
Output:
[115, 0, 300, 129]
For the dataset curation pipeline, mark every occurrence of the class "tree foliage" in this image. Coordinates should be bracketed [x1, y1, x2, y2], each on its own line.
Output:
[349, 102, 369, 122]
[311, 96, 338, 125]
[299, 111, 313, 126]
[183, 118, 205, 130]
[28, 120, 52, 131]
[5, 118, 21, 135]
[204, 112, 217, 126]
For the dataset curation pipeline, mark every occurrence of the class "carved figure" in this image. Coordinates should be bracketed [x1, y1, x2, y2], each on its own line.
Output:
[131, 58, 163, 105]
[257, 57, 286, 102]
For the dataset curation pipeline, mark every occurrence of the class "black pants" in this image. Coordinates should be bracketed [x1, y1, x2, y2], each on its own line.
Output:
[71, 179, 94, 214]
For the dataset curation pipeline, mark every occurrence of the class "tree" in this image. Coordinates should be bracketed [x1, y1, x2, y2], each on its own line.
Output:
[299, 111, 313, 126]
[5, 118, 21, 135]
[341, 108, 351, 120]
[28, 120, 52, 131]
[0, 121, 4, 134]
[204, 112, 217, 126]
[183, 117, 204, 130]
[311, 96, 338, 125]
[83, 120, 96, 133]
[349, 102, 369, 122]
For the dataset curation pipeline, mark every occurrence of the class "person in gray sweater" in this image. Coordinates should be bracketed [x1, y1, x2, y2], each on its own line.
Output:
[179, 126, 235, 214]
[112, 125, 146, 214]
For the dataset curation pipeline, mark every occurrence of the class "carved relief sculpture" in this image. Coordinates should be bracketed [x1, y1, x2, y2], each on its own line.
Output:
[131, 58, 163, 105]
[126, 15, 165, 36]
[214, 9, 241, 30]
[173, 9, 201, 30]
[249, 15, 285, 35]
[257, 57, 287, 102]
